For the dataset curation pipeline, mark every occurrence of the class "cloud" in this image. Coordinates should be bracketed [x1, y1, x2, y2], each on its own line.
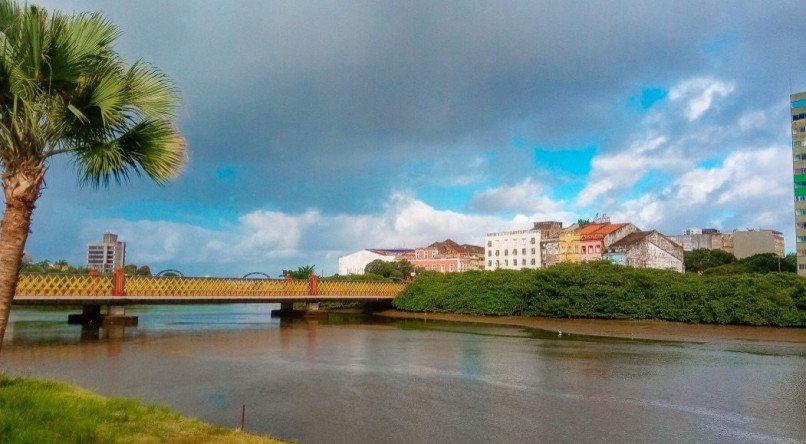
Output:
[81, 193, 550, 276]
[469, 178, 574, 220]
[669, 77, 735, 121]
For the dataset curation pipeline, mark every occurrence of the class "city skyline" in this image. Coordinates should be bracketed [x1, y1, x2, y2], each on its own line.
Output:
[21, 1, 806, 276]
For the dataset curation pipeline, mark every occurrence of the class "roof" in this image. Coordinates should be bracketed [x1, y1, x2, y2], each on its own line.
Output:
[420, 239, 483, 256]
[608, 231, 653, 248]
[367, 249, 414, 256]
[579, 223, 628, 240]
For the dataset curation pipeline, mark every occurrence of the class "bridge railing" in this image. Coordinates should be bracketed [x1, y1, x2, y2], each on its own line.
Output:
[125, 276, 310, 297]
[15, 274, 113, 297]
[14, 273, 406, 298]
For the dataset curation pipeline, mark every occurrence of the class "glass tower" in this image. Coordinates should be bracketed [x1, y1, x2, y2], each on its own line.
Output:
[793, 91, 806, 275]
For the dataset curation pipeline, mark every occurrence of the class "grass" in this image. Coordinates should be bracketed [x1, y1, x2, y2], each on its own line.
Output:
[0, 374, 287, 443]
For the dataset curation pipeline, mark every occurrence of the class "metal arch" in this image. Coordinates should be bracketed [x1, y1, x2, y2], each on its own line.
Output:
[156, 269, 185, 277]
[242, 272, 271, 279]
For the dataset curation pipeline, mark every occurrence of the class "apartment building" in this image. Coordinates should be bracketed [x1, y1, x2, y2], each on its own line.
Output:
[87, 232, 126, 273]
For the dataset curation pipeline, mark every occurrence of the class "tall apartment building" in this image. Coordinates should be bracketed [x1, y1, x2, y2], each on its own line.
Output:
[484, 228, 541, 270]
[792, 91, 806, 275]
[87, 232, 126, 273]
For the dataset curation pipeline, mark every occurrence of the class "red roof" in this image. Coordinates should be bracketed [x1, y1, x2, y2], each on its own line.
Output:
[579, 223, 627, 240]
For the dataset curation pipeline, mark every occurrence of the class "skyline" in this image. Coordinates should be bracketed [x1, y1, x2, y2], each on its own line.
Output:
[20, 1, 806, 276]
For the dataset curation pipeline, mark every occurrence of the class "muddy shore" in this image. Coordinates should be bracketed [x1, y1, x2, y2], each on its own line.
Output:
[375, 310, 806, 345]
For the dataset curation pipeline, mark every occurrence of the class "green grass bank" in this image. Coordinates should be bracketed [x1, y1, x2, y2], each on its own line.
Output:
[393, 261, 806, 326]
[0, 374, 284, 443]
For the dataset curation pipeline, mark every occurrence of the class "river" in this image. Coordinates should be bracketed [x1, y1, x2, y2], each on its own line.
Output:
[2, 304, 805, 443]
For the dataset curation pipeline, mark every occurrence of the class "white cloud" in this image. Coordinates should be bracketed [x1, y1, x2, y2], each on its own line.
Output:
[669, 77, 735, 121]
[470, 178, 574, 219]
[83, 192, 570, 276]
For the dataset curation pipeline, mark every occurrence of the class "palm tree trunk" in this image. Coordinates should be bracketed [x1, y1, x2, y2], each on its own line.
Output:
[0, 164, 44, 353]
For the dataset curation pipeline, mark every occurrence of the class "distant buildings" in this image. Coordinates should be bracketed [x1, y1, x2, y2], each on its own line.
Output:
[792, 90, 806, 275]
[407, 239, 483, 273]
[605, 231, 685, 272]
[337, 249, 413, 275]
[668, 228, 784, 259]
[87, 232, 126, 273]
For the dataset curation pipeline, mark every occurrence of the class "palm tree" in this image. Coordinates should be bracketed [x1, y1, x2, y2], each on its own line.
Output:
[0, 1, 186, 351]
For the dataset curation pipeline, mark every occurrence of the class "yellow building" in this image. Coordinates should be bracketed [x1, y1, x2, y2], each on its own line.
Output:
[557, 225, 581, 263]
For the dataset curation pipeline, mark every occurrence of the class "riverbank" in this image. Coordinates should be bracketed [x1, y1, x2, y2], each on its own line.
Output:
[0, 374, 285, 443]
[376, 309, 806, 345]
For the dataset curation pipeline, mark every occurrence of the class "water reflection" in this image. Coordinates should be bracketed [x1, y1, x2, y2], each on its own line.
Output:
[2, 305, 805, 443]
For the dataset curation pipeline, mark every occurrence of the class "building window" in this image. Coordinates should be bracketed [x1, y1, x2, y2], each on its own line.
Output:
[449, 264, 454, 272]
[531, 258, 536, 265]
[800, 264, 806, 270]
[487, 240, 492, 247]
[495, 250, 499, 256]
[513, 249, 517, 256]
[504, 250, 508, 256]
[431, 265, 436, 271]
[531, 248, 535, 254]
[794, 113, 806, 121]
[504, 259, 508, 266]
[521, 259, 526, 266]
[488, 260, 492, 267]
[595, 245, 600, 253]
[488, 250, 492, 257]
[440, 264, 445, 272]
[798, 196, 806, 201]
[495, 260, 500, 267]
[530, 237, 536, 244]
[522, 248, 526, 255]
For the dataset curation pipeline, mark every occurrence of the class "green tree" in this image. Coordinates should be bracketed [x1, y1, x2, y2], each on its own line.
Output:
[281, 265, 316, 279]
[136, 265, 152, 276]
[0, 1, 186, 352]
[122, 264, 138, 275]
[364, 259, 414, 281]
[684, 249, 736, 273]
[577, 219, 590, 228]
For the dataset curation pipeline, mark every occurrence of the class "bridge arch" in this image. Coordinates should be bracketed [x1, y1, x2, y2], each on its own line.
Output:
[242, 272, 271, 279]
[156, 269, 184, 277]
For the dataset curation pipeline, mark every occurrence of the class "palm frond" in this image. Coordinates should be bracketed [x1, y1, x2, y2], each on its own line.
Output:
[125, 61, 178, 118]
[74, 118, 186, 187]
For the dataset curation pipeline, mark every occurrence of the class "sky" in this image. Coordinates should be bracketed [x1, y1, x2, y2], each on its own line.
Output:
[20, 0, 806, 276]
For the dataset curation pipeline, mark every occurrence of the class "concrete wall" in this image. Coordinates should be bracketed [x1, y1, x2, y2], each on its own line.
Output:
[624, 232, 684, 273]
[732, 231, 784, 259]
[338, 250, 395, 275]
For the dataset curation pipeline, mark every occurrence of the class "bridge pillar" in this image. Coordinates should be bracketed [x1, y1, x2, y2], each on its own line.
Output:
[270, 301, 296, 317]
[104, 305, 138, 327]
[68, 305, 103, 326]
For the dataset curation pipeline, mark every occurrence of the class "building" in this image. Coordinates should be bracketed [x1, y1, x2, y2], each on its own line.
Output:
[337, 249, 413, 275]
[410, 239, 484, 273]
[535, 221, 564, 268]
[485, 228, 541, 270]
[578, 222, 639, 262]
[792, 91, 806, 274]
[604, 231, 685, 272]
[87, 232, 126, 273]
[669, 228, 783, 259]
[557, 225, 581, 263]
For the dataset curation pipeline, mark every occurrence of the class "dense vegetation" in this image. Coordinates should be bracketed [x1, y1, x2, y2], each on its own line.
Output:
[393, 261, 806, 326]
[685, 250, 797, 274]
[0, 375, 282, 443]
[20, 260, 153, 276]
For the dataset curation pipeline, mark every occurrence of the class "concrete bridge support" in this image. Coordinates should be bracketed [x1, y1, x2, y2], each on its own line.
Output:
[67, 304, 137, 326]
[271, 301, 296, 317]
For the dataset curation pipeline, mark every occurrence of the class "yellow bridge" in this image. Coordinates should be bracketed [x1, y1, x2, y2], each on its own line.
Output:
[12, 273, 407, 325]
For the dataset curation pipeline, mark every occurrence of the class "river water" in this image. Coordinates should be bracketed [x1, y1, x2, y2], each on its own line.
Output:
[2, 305, 805, 443]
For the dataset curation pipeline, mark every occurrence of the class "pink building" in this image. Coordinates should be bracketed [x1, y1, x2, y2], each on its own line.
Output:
[409, 239, 484, 273]
[578, 223, 639, 262]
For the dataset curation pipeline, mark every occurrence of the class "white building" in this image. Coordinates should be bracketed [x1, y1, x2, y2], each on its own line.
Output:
[87, 232, 126, 273]
[337, 249, 413, 275]
[484, 229, 542, 270]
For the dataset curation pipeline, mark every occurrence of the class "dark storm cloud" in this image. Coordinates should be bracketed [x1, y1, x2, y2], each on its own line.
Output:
[24, 0, 806, 262]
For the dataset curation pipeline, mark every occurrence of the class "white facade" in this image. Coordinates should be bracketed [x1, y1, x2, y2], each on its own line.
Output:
[484, 229, 542, 270]
[338, 250, 397, 275]
[87, 232, 126, 273]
